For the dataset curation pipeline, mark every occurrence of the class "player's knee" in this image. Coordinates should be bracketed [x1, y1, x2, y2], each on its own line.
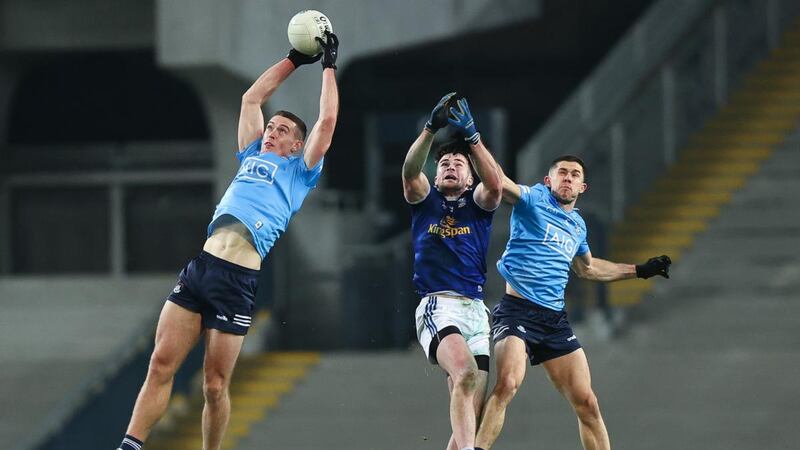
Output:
[573, 391, 601, 420]
[203, 374, 229, 405]
[494, 373, 522, 403]
[451, 366, 479, 392]
[146, 350, 178, 383]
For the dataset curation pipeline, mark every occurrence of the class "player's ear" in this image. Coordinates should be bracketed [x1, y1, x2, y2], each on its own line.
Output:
[579, 182, 588, 193]
[543, 174, 552, 188]
[467, 174, 474, 187]
[292, 139, 303, 154]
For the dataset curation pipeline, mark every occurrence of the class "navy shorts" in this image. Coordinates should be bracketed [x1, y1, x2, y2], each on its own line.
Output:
[491, 294, 581, 365]
[167, 251, 259, 336]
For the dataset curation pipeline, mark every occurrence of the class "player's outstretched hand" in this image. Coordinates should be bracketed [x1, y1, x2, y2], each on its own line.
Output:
[448, 98, 480, 145]
[286, 49, 321, 68]
[425, 92, 457, 133]
[316, 31, 339, 70]
[636, 255, 672, 279]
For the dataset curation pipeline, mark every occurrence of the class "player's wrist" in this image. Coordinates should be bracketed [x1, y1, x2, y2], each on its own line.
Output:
[464, 131, 480, 145]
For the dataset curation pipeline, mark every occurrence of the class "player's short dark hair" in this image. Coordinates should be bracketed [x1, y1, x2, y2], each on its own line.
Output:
[273, 110, 308, 140]
[435, 140, 472, 166]
[550, 154, 587, 181]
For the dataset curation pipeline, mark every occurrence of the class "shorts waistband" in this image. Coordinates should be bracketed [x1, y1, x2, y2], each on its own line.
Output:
[199, 251, 260, 275]
[424, 293, 483, 303]
[502, 294, 563, 313]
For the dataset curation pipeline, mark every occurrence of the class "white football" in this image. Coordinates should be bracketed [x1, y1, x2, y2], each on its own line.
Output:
[287, 10, 333, 56]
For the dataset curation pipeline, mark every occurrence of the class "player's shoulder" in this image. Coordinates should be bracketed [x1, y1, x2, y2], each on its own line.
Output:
[566, 209, 589, 235]
[292, 154, 324, 171]
[516, 183, 547, 204]
[572, 210, 588, 227]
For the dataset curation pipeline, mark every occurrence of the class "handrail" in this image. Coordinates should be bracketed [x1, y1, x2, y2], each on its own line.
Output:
[518, 0, 715, 179]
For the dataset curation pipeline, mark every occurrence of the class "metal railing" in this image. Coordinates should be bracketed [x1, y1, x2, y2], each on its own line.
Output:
[518, 0, 800, 224]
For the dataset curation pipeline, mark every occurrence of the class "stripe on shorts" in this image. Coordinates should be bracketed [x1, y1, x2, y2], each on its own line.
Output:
[424, 295, 438, 340]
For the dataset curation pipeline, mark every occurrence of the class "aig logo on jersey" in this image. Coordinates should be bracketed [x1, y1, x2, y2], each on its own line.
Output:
[238, 157, 278, 184]
[543, 223, 578, 260]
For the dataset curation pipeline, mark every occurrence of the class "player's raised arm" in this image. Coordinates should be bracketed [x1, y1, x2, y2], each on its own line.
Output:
[447, 98, 501, 210]
[489, 158, 522, 205]
[238, 49, 321, 151]
[402, 92, 456, 203]
[303, 32, 339, 169]
[572, 252, 671, 282]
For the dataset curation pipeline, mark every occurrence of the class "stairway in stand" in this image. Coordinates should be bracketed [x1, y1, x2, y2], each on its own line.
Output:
[609, 18, 800, 306]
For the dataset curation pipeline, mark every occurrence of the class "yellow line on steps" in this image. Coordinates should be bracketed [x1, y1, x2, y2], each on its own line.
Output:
[145, 351, 320, 450]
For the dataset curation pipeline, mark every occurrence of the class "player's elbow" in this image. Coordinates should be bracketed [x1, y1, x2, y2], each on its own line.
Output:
[573, 264, 594, 280]
[485, 186, 503, 206]
[241, 90, 260, 106]
[316, 115, 337, 135]
[485, 180, 503, 198]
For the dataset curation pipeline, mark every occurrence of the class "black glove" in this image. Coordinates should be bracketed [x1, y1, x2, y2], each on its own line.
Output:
[316, 31, 339, 69]
[636, 255, 672, 279]
[424, 92, 458, 133]
[286, 48, 321, 68]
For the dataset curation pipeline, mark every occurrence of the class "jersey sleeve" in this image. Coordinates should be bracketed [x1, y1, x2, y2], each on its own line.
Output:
[470, 189, 496, 216]
[576, 235, 590, 256]
[516, 184, 543, 210]
[297, 156, 324, 187]
[236, 137, 261, 163]
[576, 217, 590, 256]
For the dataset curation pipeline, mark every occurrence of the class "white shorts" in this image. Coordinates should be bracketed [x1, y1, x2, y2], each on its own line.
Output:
[415, 294, 491, 364]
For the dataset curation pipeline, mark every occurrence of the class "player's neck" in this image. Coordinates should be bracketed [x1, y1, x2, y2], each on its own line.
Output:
[260, 146, 296, 158]
[559, 201, 577, 213]
[438, 187, 466, 201]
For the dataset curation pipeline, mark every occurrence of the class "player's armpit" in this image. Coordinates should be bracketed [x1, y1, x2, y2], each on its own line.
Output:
[571, 252, 593, 278]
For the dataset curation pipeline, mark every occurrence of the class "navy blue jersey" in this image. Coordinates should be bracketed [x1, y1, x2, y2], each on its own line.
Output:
[410, 187, 495, 299]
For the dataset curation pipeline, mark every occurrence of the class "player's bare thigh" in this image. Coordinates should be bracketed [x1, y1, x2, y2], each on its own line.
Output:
[152, 301, 203, 370]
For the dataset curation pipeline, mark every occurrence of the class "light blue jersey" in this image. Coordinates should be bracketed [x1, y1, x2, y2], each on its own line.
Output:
[497, 183, 589, 311]
[208, 137, 323, 260]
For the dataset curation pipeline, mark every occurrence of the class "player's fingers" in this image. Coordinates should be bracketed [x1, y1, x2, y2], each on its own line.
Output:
[458, 98, 471, 115]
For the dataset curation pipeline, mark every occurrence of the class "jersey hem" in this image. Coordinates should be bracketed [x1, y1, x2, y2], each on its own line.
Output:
[496, 262, 563, 311]
[208, 207, 267, 260]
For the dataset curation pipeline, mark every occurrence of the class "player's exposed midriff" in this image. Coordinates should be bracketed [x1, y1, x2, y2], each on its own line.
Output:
[203, 217, 261, 270]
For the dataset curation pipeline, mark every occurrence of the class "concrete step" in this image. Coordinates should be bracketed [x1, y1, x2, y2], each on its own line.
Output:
[627, 205, 720, 221]
[689, 132, 786, 147]
[638, 191, 732, 206]
[652, 177, 745, 192]
[613, 219, 708, 236]
[611, 233, 694, 250]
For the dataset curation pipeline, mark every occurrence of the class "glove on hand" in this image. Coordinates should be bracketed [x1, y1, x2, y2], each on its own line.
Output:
[636, 255, 672, 279]
[448, 98, 480, 145]
[286, 48, 321, 68]
[316, 31, 339, 69]
[424, 92, 458, 133]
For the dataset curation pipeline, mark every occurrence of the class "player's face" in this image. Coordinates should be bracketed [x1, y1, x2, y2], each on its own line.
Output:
[434, 153, 473, 194]
[262, 116, 303, 156]
[544, 161, 587, 205]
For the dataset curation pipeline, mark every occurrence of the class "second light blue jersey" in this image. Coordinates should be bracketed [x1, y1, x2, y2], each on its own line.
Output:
[497, 183, 589, 311]
[208, 137, 323, 260]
